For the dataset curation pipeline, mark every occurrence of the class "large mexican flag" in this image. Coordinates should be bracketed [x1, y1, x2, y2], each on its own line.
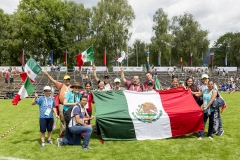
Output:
[93, 88, 204, 140]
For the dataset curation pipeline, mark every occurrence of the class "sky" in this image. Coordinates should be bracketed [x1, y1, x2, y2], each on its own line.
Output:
[1, 0, 240, 47]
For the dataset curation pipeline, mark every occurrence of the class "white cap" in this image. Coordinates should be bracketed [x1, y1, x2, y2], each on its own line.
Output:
[114, 78, 121, 83]
[43, 86, 51, 91]
[201, 74, 209, 79]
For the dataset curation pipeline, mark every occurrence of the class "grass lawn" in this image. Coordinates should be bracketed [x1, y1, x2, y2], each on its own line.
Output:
[0, 92, 239, 160]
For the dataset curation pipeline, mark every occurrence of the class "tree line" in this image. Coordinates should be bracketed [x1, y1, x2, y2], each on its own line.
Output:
[0, 0, 239, 68]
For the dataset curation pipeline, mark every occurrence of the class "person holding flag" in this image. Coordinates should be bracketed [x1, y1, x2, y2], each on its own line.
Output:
[92, 65, 112, 90]
[42, 71, 72, 137]
[31, 86, 59, 147]
[120, 67, 143, 92]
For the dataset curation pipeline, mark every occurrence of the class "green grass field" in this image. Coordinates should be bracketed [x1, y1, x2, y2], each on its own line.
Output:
[0, 92, 239, 160]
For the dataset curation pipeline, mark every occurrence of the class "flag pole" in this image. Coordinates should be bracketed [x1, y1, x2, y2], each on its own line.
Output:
[66, 50, 68, 74]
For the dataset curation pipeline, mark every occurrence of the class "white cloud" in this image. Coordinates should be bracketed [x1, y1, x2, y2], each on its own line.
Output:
[1, 0, 240, 47]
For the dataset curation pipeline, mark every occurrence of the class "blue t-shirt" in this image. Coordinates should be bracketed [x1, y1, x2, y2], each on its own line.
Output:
[36, 96, 55, 118]
[63, 91, 82, 111]
[203, 89, 214, 113]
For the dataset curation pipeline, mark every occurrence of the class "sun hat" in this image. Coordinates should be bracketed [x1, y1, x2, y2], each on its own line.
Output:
[114, 78, 121, 83]
[43, 86, 51, 91]
[70, 82, 81, 88]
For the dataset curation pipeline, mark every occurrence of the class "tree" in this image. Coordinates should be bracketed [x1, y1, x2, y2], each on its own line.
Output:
[91, 0, 135, 66]
[0, 9, 22, 66]
[151, 8, 173, 66]
[63, 1, 93, 67]
[17, 0, 69, 65]
[170, 12, 209, 66]
[213, 32, 240, 66]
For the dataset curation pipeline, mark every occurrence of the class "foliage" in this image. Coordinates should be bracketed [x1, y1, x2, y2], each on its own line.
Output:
[0, 92, 240, 160]
[213, 32, 240, 66]
[170, 12, 209, 66]
[1, 2, 240, 68]
[91, 0, 135, 66]
[151, 8, 173, 66]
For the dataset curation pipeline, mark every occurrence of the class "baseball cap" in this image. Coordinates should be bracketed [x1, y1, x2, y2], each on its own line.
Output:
[63, 75, 71, 80]
[43, 86, 51, 91]
[114, 78, 121, 83]
[147, 80, 153, 85]
[201, 74, 209, 79]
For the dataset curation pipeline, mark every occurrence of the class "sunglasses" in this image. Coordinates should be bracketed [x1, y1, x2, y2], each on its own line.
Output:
[44, 90, 51, 92]
[65, 79, 70, 80]
[74, 87, 81, 89]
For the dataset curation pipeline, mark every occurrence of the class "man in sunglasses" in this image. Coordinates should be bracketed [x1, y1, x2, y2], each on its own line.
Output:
[42, 71, 72, 137]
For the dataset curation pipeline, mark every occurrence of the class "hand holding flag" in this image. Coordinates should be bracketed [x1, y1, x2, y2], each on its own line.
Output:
[115, 51, 126, 63]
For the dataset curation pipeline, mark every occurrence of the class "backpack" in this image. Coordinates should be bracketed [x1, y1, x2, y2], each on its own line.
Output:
[64, 106, 76, 123]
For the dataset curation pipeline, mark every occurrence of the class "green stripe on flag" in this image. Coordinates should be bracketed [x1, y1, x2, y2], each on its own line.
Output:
[155, 76, 162, 90]
[26, 58, 42, 74]
[93, 90, 136, 140]
[86, 46, 94, 62]
[24, 77, 35, 95]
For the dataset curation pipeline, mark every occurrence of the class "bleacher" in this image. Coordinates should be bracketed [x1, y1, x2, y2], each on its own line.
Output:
[0, 70, 239, 99]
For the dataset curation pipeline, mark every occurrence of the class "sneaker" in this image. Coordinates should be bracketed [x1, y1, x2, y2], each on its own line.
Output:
[82, 146, 93, 150]
[208, 136, 213, 140]
[41, 142, 46, 148]
[48, 140, 53, 144]
[198, 137, 202, 140]
[217, 129, 224, 136]
[57, 138, 63, 147]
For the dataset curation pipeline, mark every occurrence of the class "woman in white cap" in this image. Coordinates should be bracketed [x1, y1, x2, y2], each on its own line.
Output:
[32, 86, 59, 147]
[113, 78, 122, 90]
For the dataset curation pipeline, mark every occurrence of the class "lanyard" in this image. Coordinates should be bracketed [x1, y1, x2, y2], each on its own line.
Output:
[72, 92, 79, 103]
[44, 97, 52, 108]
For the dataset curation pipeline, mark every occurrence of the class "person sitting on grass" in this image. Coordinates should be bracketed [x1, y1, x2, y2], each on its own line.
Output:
[57, 96, 93, 150]
[32, 86, 59, 148]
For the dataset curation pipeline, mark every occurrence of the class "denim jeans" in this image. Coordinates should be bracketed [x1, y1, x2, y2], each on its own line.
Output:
[198, 112, 214, 137]
[217, 108, 223, 129]
[63, 110, 72, 140]
[69, 125, 92, 148]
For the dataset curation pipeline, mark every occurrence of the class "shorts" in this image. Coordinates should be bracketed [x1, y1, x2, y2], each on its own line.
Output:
[39, 118, 54, 133]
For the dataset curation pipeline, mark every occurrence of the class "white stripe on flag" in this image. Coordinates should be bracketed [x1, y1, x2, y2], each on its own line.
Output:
[18, 85, 29, 99]
[25, 64, 38, 81]
[123, 90, 172, 140]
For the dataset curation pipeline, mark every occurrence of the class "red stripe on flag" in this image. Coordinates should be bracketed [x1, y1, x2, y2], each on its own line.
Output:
[158, 88, 204, 137]
[20, 72, 28, 82]
[12, 94, 21, 105]
[76, 54, 84, 67]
